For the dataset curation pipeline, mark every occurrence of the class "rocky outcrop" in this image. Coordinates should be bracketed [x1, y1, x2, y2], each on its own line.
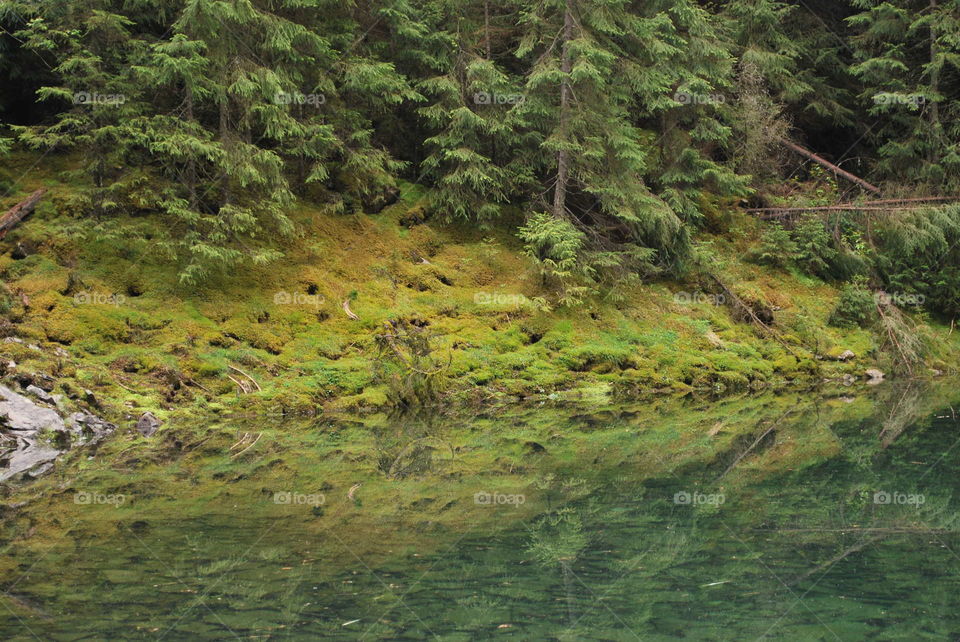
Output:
[136, 411, 162, 437]
[0, 385, 116, 482]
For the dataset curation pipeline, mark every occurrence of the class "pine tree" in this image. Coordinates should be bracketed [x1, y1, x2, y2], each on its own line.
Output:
[847, 0, 960, 185]
[12, 0, 143, 210]
[513, 0, 691, 270]
[417, 0, 525, 220]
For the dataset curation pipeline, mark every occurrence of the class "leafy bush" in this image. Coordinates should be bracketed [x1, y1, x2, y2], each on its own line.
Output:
[518, 213, 594, 306]
[828, 283, 876, 328]
[749, 222, 797, 268]
[793, 214, 837, 278]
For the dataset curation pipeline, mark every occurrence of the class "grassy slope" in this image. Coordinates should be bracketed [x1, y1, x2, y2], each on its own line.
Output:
[1, 152, 959, 424]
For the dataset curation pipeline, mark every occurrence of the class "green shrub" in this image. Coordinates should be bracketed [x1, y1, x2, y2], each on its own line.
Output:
[750, 222, 796, 268]
[518, 212, 593, 306]
[829, 284, 876, 328]
[793, 215, 837, 278]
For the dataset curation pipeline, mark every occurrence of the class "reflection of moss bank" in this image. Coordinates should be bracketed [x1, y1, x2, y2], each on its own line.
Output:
[2, 383, 954, 592]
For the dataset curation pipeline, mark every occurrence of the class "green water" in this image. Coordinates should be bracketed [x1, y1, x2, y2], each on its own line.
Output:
[2, 385, 960, 640]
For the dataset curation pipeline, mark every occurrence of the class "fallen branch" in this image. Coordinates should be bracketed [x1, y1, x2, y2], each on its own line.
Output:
[229, 432, 251, 451]
[342, 299, 360, 320]
[183, 377, 211, 393]
[707, 273, 803, 359]
[718, 407, 793, 480]
[747, 205, 949, 218]
[0, 189, 45, 239]
[747, 196, 960, 215]
[348, 483, 361, 501]
[112, 378, 138, 394]
[780, 139, 881, 194]
[227, 374, 249, 394]
[228, 364, 261, 392]
[787, 537, 878, 586]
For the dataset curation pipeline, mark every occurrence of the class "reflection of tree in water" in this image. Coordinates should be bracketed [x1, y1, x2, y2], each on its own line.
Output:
[371, 414, 455, 480]
[876, 381, 931, 449]
[527, 508, 589, 626]
[523, 491, 696, 639]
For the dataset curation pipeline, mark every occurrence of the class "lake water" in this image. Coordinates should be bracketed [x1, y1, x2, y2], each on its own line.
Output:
[2, 384, 960, 640]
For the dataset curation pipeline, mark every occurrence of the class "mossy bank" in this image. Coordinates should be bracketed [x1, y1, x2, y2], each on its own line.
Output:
[2, 155, 960, 427]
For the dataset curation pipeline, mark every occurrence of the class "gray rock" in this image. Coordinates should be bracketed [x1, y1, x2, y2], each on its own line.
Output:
[83, 389, 101, 409]
[136, 412, 162, 437]
[837, 350, 856, 362]
[0, 385, 116, 482]
[25, 385, 55, 405]
[0, 438, 60, 482]
[67, 412, 117, 446]
[3, 337, 23, 344]
[0, 385, 65, 433]
[25, 462, 54, 478]
[865, 368, 885, 384]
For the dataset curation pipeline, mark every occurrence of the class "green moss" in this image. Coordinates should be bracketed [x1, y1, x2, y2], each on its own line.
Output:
[1, 163, 959, 418]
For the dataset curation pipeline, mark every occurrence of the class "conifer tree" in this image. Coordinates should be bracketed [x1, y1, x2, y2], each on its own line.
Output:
[418, 0, 525, 220]
[12, 0, 143, 209]
[847, 0, 960, 185]
[513, 0, 691, 270]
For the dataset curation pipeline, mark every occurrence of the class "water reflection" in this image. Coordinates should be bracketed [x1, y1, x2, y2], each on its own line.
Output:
[2, 382, 960, 639]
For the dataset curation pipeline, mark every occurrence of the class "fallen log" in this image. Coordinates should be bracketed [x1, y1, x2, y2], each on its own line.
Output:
[779, 139, 882, 195]
[746, 196, 960, 216]
[0, 189, 46, 239]
[744, 196, 960, 214]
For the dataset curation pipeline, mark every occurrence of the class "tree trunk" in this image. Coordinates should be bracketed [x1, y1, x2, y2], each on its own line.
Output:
[219, 85, 232, 209]
[779, 139, 882, 194]
[929, 0, 941, 163]
[0, 189, 45, 239]
[186, 85, 198, 211]
[484, 1, 491, 59]
[552, 1, 574, 220]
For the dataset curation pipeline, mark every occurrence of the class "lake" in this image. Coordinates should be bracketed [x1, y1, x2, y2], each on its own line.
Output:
[2, 383, 960, 640]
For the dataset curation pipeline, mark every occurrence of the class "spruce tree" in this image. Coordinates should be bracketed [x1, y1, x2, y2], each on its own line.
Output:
[418, 0, 525, 220]
[847, 0, 960, 185]
[513, 0, 690, 270]
[12, 0, 143, 209]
